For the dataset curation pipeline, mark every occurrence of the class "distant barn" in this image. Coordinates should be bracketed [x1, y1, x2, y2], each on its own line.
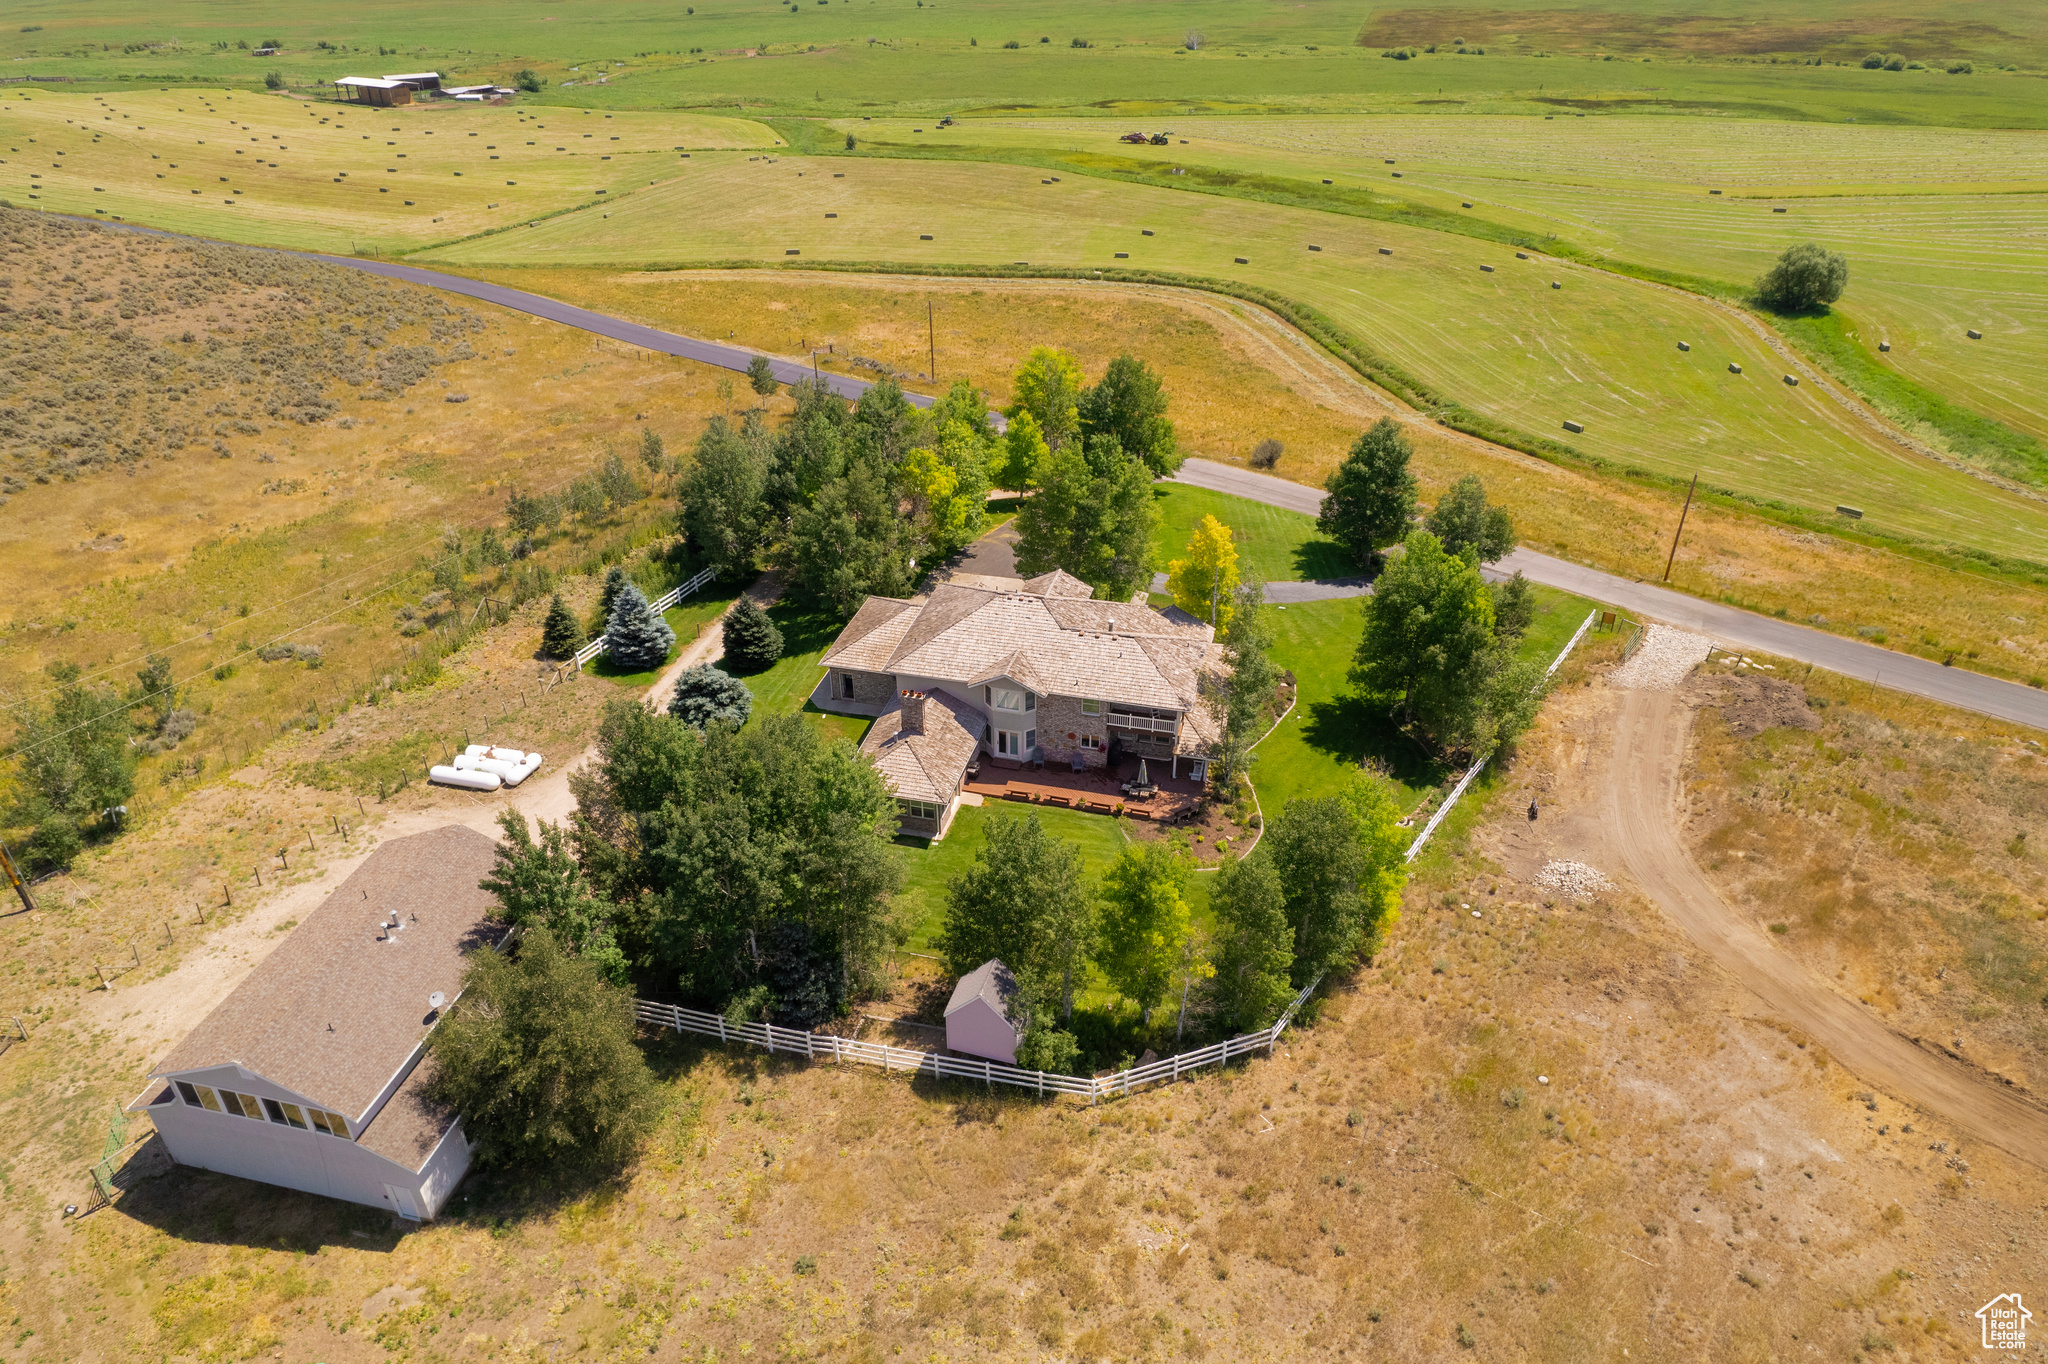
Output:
[332, 77, 413, 107]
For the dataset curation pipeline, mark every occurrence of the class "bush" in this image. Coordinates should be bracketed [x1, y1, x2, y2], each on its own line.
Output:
[1248, 438, 1283, 470]
[721, 596, 785, 672]
[1883, 53, 1907, 70]
[1754, 242, 1850, 313]
[668, 664, 752, 729]
[424, 927, 657, 1170]
[1947, 59, 1973, 73]
[1861, 52, 1885, 67]
[515, 68, 545, 93]
[263, 70, 286, 90]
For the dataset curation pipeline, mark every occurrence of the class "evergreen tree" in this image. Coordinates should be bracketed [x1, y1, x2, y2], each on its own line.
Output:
[592, 565, 629, 636]
[540, 594, 583, 659]
[784, 451, 914, 615]
[1318, 418, 1418, 568]
[721, 596, 785, 673]
[604, 582, 675, 672]
[667, 664, 752, 728]
[424, 926, 657, 1169]
[680, 415, 773, 577]
[1208, 850, 1294, 1033]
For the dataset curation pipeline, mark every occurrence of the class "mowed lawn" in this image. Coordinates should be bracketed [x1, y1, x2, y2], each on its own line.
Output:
[1149, 483, 1353, 584]
[892, 801, 1133, 954]
[0, 89, 772, 254]
[419, 152, 2048, 563]
[1251, 581, 1601, 817]
[734, 598, 872, 745]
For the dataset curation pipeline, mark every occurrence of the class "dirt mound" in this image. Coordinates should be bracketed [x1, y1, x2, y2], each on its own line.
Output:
[1684, 672, 1819, 738]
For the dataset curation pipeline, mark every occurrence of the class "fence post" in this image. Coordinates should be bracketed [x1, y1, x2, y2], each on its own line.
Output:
[717, 1015, 727, 1043]
[984, 1059, 992, 1091]
[806, 1031, 815, 1062]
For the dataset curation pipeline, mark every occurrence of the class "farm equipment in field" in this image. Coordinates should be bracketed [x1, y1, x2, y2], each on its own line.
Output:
[1119, 131, 1150, 144]
[1148, 133, 1170, 145]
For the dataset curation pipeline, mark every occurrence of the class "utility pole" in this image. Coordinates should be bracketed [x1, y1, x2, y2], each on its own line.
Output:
[0, 839, 34, 915]
[927, 300, 936, 385]
[1662, 473, 1698, 584]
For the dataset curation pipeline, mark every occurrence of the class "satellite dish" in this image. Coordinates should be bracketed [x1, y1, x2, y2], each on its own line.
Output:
[428, 991, 446, 1011]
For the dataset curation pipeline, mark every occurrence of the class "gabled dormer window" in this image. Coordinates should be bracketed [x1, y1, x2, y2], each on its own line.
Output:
[988, 685, 1031, 712]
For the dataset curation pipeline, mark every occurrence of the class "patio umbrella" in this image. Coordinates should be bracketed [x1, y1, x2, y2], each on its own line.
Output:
[1137, 758, 1149, 787]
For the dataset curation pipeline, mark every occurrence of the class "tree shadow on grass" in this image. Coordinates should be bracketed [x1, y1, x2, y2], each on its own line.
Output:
[1295, 691, 1452, 791]
[1289, 537, 1364, 584]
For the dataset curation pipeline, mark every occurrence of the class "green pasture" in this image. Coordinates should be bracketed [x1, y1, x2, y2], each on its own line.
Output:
[0, 88, 773, 255]
[8, 0, 2048, 126]
[905, 114, 2048, 453]
[1252, 582, 1600, 817]
[418, 152, 2048, 564]
[1150, 483, 1352, 584]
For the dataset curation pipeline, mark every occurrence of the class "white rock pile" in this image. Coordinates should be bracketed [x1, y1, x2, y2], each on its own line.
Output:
[1609, 624, 1714, 690]
[1534, 860, 1613, 897]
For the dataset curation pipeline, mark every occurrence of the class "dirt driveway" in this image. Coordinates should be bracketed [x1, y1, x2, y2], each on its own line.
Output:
[1602, 687, 2048, 1167]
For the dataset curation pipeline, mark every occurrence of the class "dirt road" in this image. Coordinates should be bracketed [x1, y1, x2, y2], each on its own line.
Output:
[90, 582, 763, 1067]
[1604, 687, 2048, 1167]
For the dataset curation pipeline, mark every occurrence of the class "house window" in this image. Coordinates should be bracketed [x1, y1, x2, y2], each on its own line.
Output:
[263, 1097, 289, 1125]
[1080, 698, 1100, 715]
[279, 1102, 309, 1130]
[840, 672, 856, 699]
[1025, 729, 1036, 752]
[237, 1093, 266, 1120]
[899, 799, 940, 821]
[220, 1091, 247, 1119]
[176, 1081, 201, 1108]
[990, 686, 1027, 712]
[194, 1085, 222, 1114]
[1080, 734, 1103, 751]
[326, 1112, 353, 1140]
[1025, 693, 1036, 712]
[309, 1109, 335, 1136]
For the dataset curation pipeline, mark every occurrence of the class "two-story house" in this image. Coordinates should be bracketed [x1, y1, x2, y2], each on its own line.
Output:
[814, 570, 1227, 836]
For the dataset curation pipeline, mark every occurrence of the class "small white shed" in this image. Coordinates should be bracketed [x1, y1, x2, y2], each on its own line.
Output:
[944, 959, 1023, 1065]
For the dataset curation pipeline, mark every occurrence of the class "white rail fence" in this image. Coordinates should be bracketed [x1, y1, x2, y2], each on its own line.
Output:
[1403, 609, 1599, 863]
[633, 976, 1320, 1104]
[565, 565, 722, 671]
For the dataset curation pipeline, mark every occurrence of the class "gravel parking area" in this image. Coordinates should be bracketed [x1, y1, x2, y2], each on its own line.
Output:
[1609, 624, 1715, 691]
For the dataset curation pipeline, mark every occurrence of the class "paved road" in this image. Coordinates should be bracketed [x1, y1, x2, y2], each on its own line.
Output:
[1172, 458, 2048, 733]
[88, 215, 924, 407]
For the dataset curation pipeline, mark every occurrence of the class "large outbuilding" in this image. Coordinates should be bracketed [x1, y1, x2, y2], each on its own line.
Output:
[129, 825, 505, 1222]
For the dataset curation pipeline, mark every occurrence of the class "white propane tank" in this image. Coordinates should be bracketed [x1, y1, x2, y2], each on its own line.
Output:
[430, 765, 501, 791]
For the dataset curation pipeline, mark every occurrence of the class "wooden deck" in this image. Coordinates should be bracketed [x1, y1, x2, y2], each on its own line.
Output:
[964, 759, 1204, 822]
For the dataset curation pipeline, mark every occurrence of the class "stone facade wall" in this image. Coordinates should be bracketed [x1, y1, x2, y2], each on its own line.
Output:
[827, 668, 898, 705]
[1035, 695, 1109, 770]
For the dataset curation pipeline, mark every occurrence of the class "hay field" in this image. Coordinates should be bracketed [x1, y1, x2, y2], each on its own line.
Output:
[418, 152, 2048, 563]
[0, 88, 772, 254]
[934, 114, 2048, 446]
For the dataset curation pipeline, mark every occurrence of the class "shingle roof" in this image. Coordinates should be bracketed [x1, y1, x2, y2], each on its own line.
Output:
[944, 958, 1021, 1026]
[151, 826, 505, 1122]
[861, 689, 982, 804]
[355, 1060, 456, 1173]
[816, 578, 1232, 740]
[1020, 568, 1094, 598]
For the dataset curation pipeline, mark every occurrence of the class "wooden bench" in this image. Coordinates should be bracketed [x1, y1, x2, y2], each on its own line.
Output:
[1003, 789, 1032, 802]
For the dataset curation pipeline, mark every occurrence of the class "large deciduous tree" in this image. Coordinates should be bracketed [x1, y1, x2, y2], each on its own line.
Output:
[1096, 841, 1198, 1027]
[939, 812, 1095, 1021]
[5, 662, 136, 874]
[680, 415, 773, 577]
[424, 926, 657, 1170]
[1754, 242, 1849, 313]
[1014, 437, 1156, 602]
[1425, 474, 1516, 565]
[1207, 850, 1294, 1033]
[1079, 354, 1180, 476]
[480, 810, 628, 984]
[1007, 347, 1085, 452]
[1351, 529, 1495, 748]
[1318, 418, 1418, 568]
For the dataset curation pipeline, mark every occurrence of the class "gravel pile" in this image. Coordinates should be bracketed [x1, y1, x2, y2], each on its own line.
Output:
[1534, 860, 1614, 896]
[1609, 624, 1715, 690]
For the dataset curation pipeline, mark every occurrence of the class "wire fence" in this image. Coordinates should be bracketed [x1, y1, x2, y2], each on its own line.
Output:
[634, 976, 1321, 1104]
[563, 565, 721, 672]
